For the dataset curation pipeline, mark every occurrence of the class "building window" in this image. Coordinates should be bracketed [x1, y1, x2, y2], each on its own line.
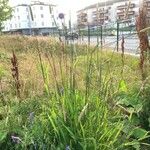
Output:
[34, 22, 37, 26]
[26, 7, 28, 12]
[10, 24, 12, 28]
[19, 23, 21, 28]
[41, 22, 44, 26]
[52, 22, 55, 26]
[17, 8, 19, 12]
[41, 14, 44, 18]
[27, 15, 29, 19]
[18, 16, 20, 20]
[15, 24, 17, 28]
[40, 6, 43, 10]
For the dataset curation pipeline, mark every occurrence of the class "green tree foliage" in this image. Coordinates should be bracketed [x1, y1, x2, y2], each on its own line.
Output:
[0, 0, 12, 31]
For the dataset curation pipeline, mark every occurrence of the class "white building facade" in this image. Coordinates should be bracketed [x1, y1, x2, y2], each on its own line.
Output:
[3, 1, 58, 35]
[77, 0, 150, 28]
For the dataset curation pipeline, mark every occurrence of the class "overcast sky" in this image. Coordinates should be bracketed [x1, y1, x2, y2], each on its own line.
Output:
[9, 0, 102, 8]
[9, 0, 105, 12]
[51, 0, 101, 21]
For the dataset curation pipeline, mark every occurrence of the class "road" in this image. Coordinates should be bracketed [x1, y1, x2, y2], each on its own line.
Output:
[57, 35, 148, 55]
[76, 36, 140, 54]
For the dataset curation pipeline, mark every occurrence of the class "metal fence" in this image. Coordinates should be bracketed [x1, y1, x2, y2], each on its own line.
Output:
[48, 21, 141, 56]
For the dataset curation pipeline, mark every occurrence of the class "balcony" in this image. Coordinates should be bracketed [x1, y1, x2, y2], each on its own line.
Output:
[92, 13, 108, 18]
[128, 11, 135, 15]
[93, 16, 109, 22]
[117, 3, 135, 10]
[77, 13, 87, 17]
[117, 5, 128, 10]
[92, 9, 108, 15]
[117, 11, 125, 16]
[77, 21, 87, 26]
[118, 16, 125, 20]
[93, 20, 104, 24]
[117, 10, 134, 17]
[99, 9, 108, 13]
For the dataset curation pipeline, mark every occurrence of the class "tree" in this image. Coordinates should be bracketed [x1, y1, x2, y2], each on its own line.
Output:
[0, 0, 12, 31]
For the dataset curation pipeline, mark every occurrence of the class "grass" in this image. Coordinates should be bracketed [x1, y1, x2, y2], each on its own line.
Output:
[0, 35, 150, 149]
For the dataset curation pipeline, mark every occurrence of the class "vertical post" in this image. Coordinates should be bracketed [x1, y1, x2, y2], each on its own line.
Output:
[100, 25, 103, 50]
[97, 25, 99, 45]
[116, 21, 119, 52]
[96, 3, 99, 45]
[69, 10, 71, 33]
[88, 24, 90, 46]
[78, 28, 80, 37]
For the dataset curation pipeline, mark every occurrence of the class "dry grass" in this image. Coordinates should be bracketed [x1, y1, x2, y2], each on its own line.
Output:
[0, 35, 141, 99]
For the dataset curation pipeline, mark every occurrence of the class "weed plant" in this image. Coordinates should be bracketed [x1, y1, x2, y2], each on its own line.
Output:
[0, 35, 149, 149]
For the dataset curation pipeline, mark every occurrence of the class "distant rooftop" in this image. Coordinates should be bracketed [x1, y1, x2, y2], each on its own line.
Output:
[77, 0, 130, 12]
[11, 0, 56, 7]
[13, 1, 56, 7]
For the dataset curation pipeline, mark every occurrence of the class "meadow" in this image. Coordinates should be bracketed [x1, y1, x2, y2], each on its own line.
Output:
[0, 35, 150, 150]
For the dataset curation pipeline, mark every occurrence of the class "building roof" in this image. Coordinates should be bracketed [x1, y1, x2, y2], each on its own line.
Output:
[13, 1, 56, 8]
[77, 0, 130, 13]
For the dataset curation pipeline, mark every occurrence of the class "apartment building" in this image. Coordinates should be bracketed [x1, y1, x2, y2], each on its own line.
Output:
[3, 1, 57, 35]
[92, 4, 112, 26]
[144, 0, 150, 24]
[77, 0, 150, 28]
[76, 1, 109, 27]
[77, 11, 88, 27]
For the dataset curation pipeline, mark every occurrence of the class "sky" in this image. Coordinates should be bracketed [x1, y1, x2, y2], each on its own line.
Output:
[50, 0, 101, 21]
[9, 0, 102, 9]
[9, 0, 108, 22]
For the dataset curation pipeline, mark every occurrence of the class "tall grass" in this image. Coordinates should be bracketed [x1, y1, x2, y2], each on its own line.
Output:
[0, 35, 150, 149]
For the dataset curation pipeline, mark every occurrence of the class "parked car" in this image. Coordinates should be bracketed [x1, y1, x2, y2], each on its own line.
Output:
[65, 32, 79, 40]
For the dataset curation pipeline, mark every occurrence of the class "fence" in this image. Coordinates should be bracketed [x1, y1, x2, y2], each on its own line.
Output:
[48, 21, 141, 56]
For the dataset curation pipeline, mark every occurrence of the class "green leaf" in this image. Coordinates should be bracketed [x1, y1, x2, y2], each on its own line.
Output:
[134, 104, 143, 112]
[0, 132, 7, 141]
[119, 80, 127, 92]
[131, 115, 140, 126]
[124, 139, 140, 147]
[132, 141, 140, 150]
[132, 128, 148, 139]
